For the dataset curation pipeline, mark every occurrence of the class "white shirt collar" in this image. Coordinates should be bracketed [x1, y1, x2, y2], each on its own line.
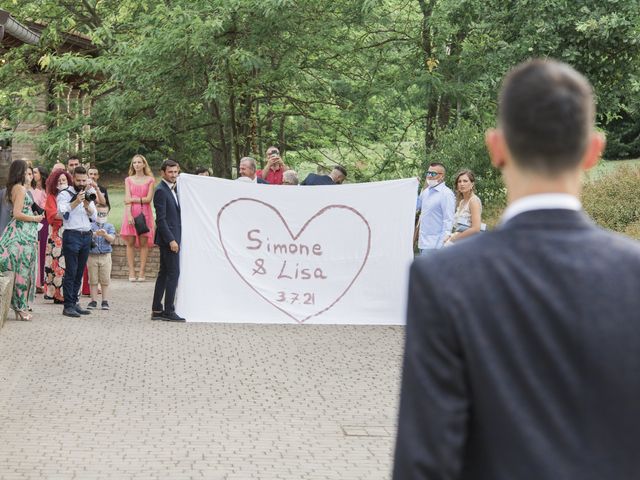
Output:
[162, 179, 176, 190]
[501, 193, 581, 224]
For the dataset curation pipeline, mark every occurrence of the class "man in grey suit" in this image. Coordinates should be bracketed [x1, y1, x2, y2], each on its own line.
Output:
[393, 59, 640, 479]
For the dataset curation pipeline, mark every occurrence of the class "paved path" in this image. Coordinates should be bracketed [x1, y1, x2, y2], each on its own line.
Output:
[0, 280, 403, 479]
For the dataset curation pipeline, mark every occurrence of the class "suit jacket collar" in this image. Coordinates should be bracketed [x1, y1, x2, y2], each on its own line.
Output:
[497, 209, 596, 232]
[160, 178, 180, 209]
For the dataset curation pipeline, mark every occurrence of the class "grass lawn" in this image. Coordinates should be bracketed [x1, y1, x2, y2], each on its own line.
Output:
[106, 188, 125, 231]
[586, 158, 640, 179]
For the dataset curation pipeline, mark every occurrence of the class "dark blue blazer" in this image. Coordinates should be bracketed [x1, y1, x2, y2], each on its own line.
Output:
[394, 209, 640, 480]
[301, 173, 334, 185]
[153, 181, 181, 247]
[257, 177, 269, 184]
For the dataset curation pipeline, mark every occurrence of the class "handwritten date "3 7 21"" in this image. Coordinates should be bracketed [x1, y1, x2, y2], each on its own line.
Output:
[276, 292, 315, 305]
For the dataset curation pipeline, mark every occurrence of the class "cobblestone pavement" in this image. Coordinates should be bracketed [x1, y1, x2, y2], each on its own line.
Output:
[0, 279, 404, 480]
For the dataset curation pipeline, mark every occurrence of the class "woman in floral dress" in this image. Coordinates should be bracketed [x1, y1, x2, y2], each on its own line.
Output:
[0, 160, 45, 320]
[43, 168, 72, 304]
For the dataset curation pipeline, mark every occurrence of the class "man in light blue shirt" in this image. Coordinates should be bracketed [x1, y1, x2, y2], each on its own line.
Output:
[416, 162, 456, 254]
[57, 165, 97, 317]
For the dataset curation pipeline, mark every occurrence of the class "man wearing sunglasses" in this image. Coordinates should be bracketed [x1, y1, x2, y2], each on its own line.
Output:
[257, 146, 288, 185]
[414, 163, 455, 254]
[395, 60, 640, 479]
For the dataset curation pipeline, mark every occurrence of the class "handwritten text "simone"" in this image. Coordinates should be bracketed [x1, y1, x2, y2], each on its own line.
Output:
[246, 229, 323, 256]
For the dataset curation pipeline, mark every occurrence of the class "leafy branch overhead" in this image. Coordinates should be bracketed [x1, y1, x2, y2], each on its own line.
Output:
[0, 0, 639, 186]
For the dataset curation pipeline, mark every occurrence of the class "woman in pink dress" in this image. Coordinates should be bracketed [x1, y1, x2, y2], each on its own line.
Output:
[120, 154, 155, 281]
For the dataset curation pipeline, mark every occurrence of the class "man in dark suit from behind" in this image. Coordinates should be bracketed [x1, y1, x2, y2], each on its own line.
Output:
[151, 159, 185, 322]
[301, 165, 347, 185]
[393, 59, 640, 480]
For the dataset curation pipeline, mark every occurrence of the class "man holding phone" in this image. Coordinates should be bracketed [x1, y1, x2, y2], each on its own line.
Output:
[257, 146, 288, 185]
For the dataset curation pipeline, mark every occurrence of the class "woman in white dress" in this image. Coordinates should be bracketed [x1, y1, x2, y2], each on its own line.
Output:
[444, 169, 483, 246]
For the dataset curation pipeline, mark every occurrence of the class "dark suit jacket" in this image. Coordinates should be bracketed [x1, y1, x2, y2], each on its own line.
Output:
[153, 181, 181, 247]
[394, 209, 640, 480]
[301, 173, 334, 185]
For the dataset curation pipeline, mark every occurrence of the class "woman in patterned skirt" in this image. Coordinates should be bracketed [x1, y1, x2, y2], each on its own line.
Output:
[0, 160, 45, 320]
[43, 168, 72, 304]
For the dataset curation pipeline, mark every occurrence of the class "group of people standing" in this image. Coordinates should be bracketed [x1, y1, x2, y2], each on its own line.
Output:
[415, 163, 484, 254]
[0, 153, 161, 320]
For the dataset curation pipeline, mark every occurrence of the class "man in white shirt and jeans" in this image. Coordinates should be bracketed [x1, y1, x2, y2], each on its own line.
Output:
[58, 166, 97, 318]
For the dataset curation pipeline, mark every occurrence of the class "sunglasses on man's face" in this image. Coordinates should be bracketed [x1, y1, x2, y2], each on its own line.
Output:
[426, 171, 440, 178]
[97, 212, 108, 217]
[268, 151, 279, 157]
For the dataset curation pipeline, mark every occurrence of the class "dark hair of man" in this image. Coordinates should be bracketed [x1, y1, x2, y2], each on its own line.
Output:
[429, 162, 446, 174]
[499, 59, 595, 174]
[73, 166, 87, 176]
[161, 159, 178, 171]
[88, 164, 98, 173]
[4, 160, 27, 203]
[68, 155, 80, 164]
[334, 165, 347, 177]
[194, 166, 209, 175]
[35, 165, 49, 189]
[97, 203, 110, 211]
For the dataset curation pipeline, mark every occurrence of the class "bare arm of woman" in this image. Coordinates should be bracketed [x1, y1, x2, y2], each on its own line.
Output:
[124, 178, 134, 225]
[123, 177, 132, 205]
[11, 186, 43, 223]
[453, 197, 482, 241]
[140, 177, 155, 204]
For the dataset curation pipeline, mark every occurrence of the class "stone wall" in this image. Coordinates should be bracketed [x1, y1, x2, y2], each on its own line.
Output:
[110, 236, 160, 280]
[0, 271, 15, 329]
[11, 75, 48, 167]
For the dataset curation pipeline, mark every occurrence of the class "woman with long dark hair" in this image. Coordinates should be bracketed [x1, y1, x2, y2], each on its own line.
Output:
[0, 160, 45, 320]
[44, 168, 72, 304]
[444, 169, 483, 246]
[32, 165, 49, 293]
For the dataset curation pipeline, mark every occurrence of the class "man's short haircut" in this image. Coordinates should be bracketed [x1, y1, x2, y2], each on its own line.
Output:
[161, 159, 179, 171]
[73, 166, 87, 175]
[68, 155, 80, 164]
[429, 162, 446, 173]
[194, 166, 209, 175]
[240, 157, 257, 171]
[88, 164, 99, 172]
[499, 59, 595, 173]
[333, 165, 347, 177]
[97, 203, 110, 211]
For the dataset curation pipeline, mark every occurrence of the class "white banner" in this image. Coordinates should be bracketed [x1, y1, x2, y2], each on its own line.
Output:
[175, 175, 418, 325]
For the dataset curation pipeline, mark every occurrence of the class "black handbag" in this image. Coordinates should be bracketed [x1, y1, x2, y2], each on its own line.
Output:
[133, 212, 149, 235]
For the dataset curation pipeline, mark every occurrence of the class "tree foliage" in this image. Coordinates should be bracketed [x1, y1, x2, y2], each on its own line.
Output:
[1, 0, 639, 184]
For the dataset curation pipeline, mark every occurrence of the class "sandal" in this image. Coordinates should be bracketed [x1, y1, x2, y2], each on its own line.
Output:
[136, 276, 145, 282]
[129, 277, 137, 282]
[14, 310, 32, 321]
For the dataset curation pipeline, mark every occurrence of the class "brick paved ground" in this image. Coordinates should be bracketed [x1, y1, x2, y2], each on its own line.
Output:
[0, 280, 404, 480]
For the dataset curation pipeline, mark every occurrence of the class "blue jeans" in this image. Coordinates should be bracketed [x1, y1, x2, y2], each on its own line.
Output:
[62, 230, 92, 309]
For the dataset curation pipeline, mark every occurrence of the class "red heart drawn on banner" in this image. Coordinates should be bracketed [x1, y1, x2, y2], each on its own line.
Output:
[217, 198, 371, 323]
